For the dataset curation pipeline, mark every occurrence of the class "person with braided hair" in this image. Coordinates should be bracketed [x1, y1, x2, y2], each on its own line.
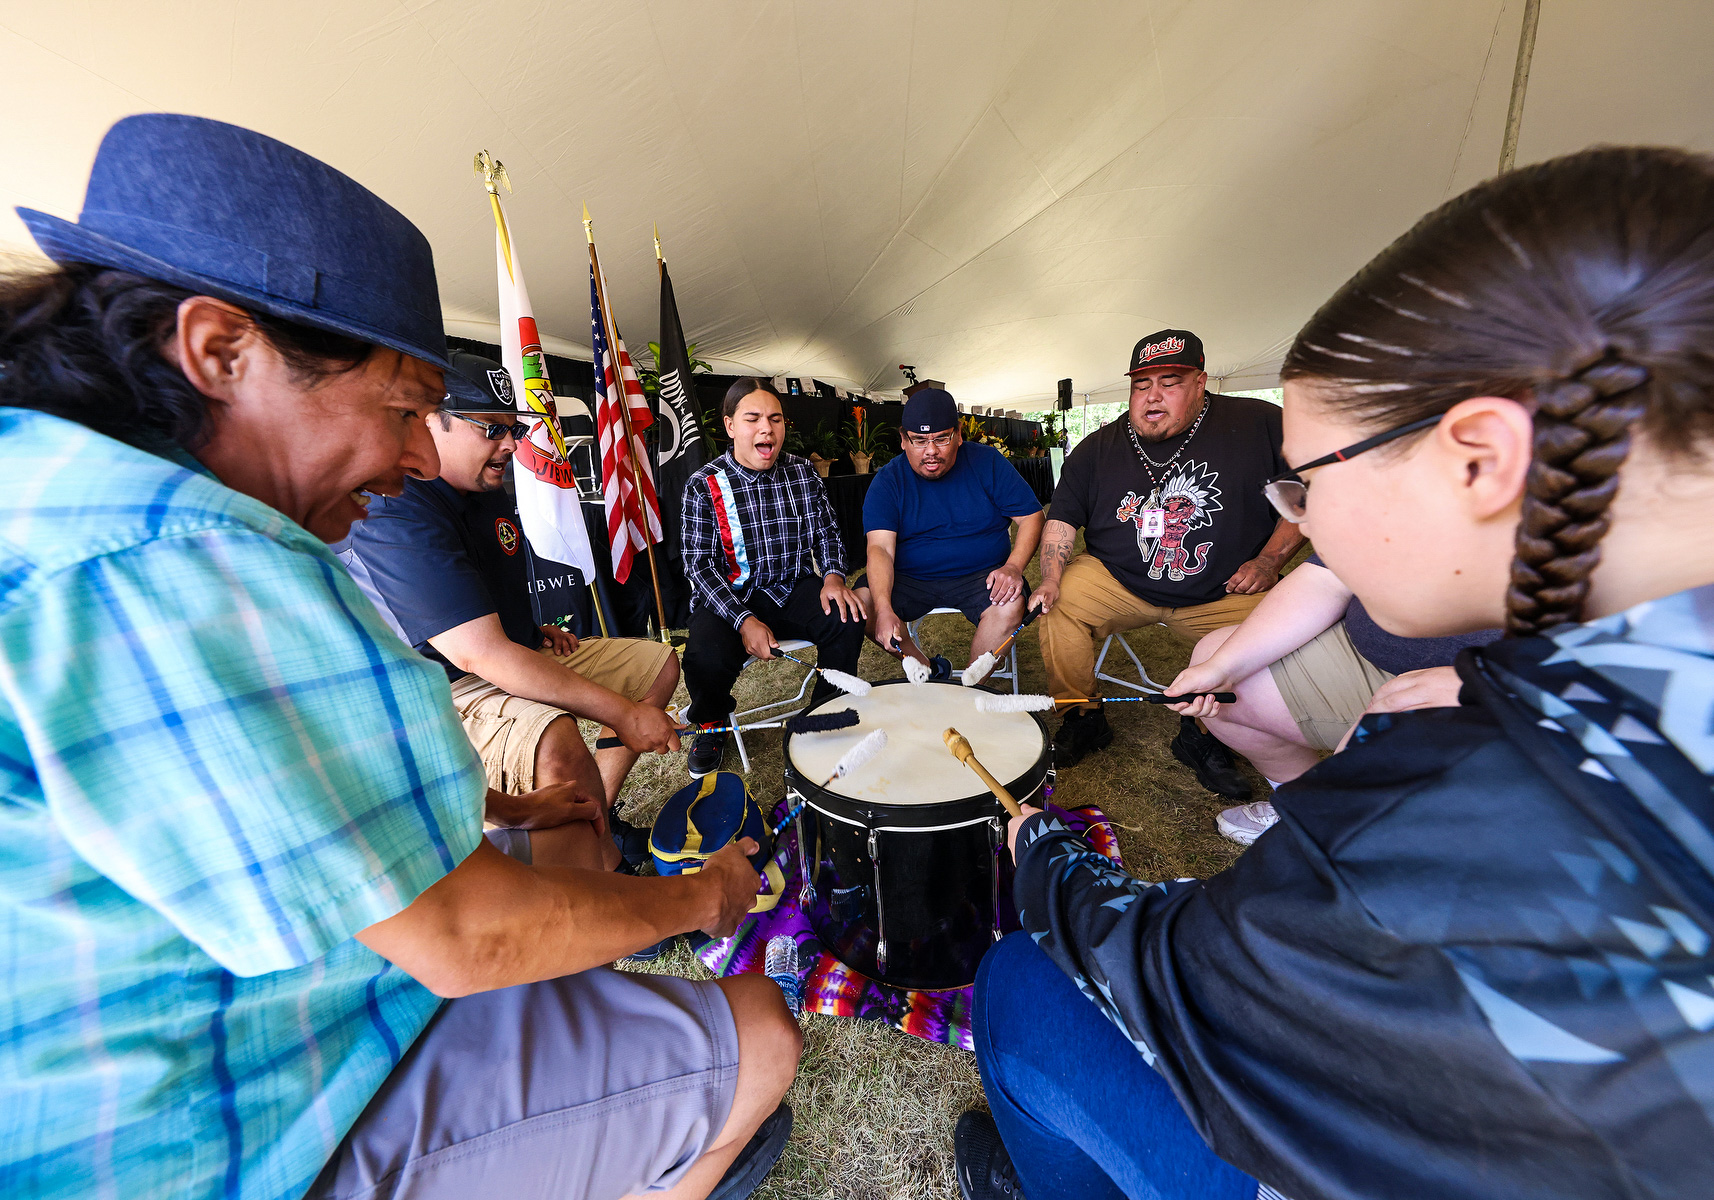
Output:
[954, 145, 1714, 1200]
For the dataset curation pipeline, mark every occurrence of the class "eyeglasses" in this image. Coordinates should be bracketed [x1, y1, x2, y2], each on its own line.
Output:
[1262, 414, 1441, 523]
[446, 410, 531, 441]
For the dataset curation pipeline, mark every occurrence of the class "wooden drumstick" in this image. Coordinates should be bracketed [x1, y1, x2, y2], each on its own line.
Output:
[943, 727, 1022, 818]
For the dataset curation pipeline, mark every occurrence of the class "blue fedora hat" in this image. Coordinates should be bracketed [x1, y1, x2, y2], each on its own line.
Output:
[18, 113, 452, 371]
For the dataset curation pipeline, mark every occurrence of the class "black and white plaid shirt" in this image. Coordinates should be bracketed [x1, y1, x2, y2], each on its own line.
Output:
[681, 451, 846, 629]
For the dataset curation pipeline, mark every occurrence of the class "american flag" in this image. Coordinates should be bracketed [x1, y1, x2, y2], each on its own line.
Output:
[589, 263, 662, 583]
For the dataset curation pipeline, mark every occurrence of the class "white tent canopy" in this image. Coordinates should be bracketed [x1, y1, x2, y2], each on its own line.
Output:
[4, 1, 1710, 408]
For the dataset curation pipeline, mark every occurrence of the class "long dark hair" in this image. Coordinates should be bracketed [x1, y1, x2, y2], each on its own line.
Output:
[1283, 146, 1714, 636]
[0, 263, 375, 452]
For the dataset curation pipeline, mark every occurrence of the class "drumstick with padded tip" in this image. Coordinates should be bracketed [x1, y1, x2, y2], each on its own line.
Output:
[690, 710, 861, 736]
[976, 692, 1237, 713]
[960, 606, 1043, 687]
[942, 727, 1022, 818]
[768, 647, 872, 696]
[768, 728, 891, 838]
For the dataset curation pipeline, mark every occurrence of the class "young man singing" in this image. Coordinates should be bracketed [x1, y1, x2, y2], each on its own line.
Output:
[680, 378, 867, 775]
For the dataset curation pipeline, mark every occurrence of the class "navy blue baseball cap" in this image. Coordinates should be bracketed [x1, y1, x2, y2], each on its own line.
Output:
[901, 387, 958, 434]
[18, 113, 456, 373]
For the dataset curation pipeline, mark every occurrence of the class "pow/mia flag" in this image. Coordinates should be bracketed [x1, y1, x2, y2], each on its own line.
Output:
[652, 254, 708, 626]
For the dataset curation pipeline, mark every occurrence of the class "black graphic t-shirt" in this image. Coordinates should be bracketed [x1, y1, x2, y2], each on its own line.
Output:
[1051, 393, 1285, 606]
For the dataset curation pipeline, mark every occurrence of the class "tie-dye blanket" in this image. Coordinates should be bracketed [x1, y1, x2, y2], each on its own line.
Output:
[695, 798, 1125, 1050]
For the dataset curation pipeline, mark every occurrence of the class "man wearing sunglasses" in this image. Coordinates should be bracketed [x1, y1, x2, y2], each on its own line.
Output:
[339, 351, 681, 856]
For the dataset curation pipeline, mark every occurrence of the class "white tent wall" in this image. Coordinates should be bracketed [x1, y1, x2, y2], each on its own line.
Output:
[3, 2, 1710, 405]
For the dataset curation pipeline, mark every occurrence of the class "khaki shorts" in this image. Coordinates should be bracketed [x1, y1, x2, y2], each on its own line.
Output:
[1268, 620, 1393, 751]
[449, 637, 674, 794]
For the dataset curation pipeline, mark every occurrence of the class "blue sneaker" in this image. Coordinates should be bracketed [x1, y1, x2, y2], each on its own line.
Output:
[928, 655, 954, 681]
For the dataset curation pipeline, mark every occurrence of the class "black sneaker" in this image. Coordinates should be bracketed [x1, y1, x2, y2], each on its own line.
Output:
[1052, 705, 1113, 768]
[955, 1110, 1025, 1200]
[688, 728, 728, 778]
[609, 807, 652, 867]
[928, 654, 954, 681]
[1169, 715, 1253, 800]
[708, 1102, 793, 1200]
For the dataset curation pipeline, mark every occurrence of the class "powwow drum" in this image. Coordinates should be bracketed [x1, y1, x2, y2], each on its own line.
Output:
[782, 680, 1051, 990]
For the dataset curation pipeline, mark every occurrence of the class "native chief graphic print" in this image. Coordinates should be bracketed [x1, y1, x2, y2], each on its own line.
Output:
[1115, 461, 1223, 582]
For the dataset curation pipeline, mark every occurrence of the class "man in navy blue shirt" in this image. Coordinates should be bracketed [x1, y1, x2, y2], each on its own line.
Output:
[339, 353, 681, 852]
[858, 388, 1043, 683]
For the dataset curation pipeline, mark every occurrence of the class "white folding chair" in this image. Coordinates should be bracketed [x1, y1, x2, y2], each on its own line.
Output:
[727, 639, 816, 772]
[905, 607, 1020, 693]
[1094, 630, 1173, 695]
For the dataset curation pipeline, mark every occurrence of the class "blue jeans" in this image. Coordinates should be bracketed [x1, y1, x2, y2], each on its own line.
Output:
[973, 933, 1259, 1200]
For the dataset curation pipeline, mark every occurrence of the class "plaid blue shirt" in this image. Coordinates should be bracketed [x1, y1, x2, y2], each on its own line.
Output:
[681, 451, 846, 628]
[0, 408, 486, 1200]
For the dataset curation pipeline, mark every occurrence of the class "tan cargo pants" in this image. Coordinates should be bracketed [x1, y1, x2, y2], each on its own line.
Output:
[1040, 554, 1265, 710]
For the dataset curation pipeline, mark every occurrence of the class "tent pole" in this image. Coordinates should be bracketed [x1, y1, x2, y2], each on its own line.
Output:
[1497, 0, 1542, 174]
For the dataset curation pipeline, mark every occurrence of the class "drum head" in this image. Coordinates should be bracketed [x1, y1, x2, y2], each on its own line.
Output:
[785, 680, 1046, 806]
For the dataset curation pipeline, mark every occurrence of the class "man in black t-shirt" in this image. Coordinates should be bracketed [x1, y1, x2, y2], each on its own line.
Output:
[1031, 330, 1305, 771]
[339, 353, 681, 856]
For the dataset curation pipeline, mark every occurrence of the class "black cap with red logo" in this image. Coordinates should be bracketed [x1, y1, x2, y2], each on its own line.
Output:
[1126, 329, 1205, 376]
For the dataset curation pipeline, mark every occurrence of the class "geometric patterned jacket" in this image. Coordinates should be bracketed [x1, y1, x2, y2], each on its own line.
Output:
[1015, 584, 1714, 1200]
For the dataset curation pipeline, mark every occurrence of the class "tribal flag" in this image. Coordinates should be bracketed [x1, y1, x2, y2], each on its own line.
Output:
[651, 247, 708, 626]
[484, 171, 597, 580]
[589, 250, 662, 584]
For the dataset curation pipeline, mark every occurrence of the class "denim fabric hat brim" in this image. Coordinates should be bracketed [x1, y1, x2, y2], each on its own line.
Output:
[19, 206, 451, 372]
[18, 113, 458, 379]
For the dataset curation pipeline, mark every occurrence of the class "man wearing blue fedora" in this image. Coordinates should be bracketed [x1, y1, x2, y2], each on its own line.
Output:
[0, 114, 797, 1200]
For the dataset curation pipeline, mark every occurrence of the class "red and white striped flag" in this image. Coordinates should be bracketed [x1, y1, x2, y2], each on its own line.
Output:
[587, 235, 661, 584]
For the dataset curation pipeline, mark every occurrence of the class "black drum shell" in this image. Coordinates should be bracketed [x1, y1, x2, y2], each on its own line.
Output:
[782, 681, 1051, 990]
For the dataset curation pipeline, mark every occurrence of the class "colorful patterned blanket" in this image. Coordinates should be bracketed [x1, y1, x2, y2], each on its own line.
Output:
[696, 799, 1125, 1050]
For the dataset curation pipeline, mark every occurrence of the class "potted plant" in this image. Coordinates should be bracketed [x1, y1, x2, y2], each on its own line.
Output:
[842, 406, 882, 474]
[636, 340, 712, 396]
[806, 423, 840, 477]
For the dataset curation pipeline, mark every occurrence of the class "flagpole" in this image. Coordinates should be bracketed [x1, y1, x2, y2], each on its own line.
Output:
[585, 205, 671, 645]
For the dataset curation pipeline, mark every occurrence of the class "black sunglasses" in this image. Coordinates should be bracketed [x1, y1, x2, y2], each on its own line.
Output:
[1262, 414, 1442, 523]
[446, 410, 531, 441]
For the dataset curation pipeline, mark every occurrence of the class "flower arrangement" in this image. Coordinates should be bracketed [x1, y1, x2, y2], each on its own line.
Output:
[842, 406, 884, 473]
[959, 414, 1014, 458]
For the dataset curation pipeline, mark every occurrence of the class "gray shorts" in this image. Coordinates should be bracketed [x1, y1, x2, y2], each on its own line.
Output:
[308, 832, 739, 1200]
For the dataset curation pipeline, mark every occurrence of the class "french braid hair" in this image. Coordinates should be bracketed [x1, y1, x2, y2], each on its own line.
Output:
[1282, 146, 1714, 635]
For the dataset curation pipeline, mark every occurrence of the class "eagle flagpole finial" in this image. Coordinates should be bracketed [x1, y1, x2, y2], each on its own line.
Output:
[473, 150, 511, 196]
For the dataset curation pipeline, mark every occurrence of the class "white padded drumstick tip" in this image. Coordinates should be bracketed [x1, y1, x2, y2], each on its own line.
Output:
[902, 656, 930, 685]
[819, 667, 872, 696]
[975, 692, 1058, 713]
[960, 652, 996, 686]
[829, 729, 888, 779]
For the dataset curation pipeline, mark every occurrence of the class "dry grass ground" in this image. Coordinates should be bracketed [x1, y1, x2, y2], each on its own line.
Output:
[601, 539, 1259, 1199]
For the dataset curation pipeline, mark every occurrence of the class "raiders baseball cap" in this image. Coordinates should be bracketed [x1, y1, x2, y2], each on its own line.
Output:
[1127, 329, 1205, 376]
[444, 350, 519, 412]
[900, 387, 958, 434]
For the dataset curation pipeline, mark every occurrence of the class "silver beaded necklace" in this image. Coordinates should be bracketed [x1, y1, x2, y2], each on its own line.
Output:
[1126, 399, 1209, 487]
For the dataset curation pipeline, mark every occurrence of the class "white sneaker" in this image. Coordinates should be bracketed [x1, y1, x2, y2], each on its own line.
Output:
[1216, 801, 1279, 846]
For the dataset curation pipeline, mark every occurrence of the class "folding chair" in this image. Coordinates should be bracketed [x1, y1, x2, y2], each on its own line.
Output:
[1094, 630, 1173, 695]
[727, 639, 816, 772]
[905, 607, 1020, 693]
